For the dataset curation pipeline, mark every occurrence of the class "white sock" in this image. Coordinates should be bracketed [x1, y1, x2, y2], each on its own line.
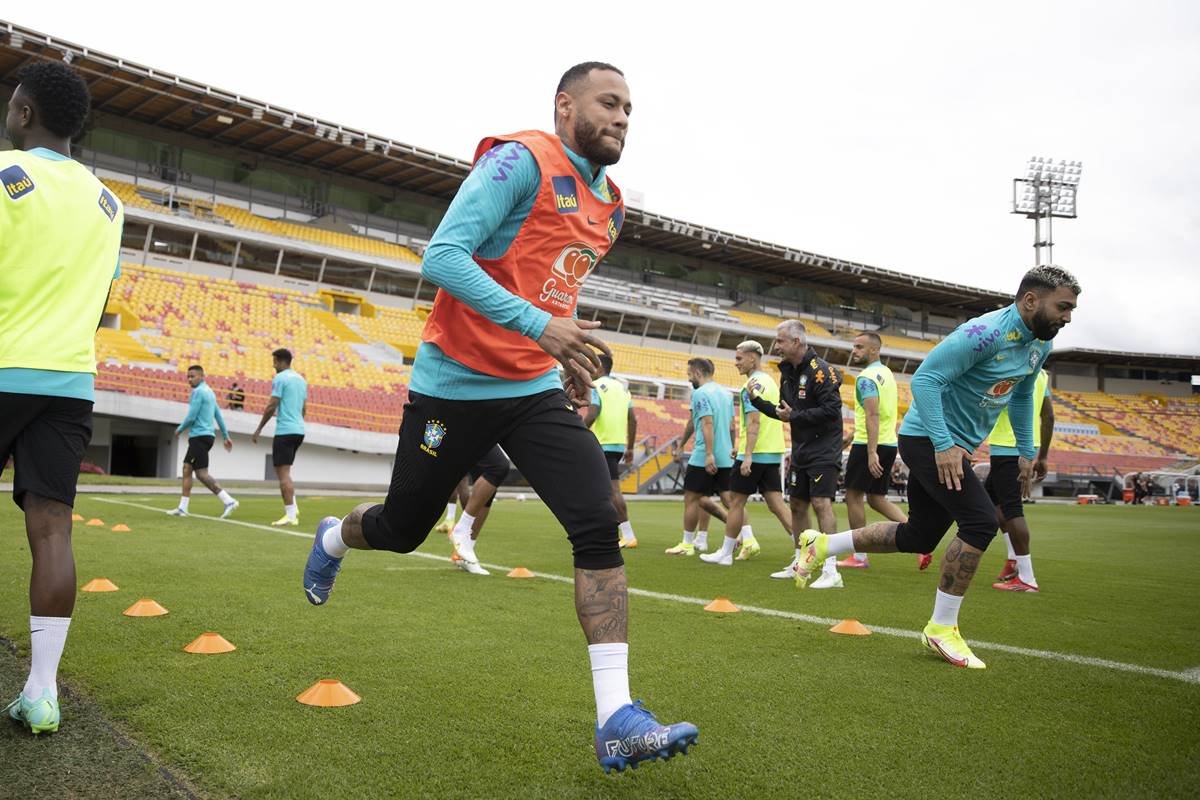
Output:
[719, 536, 738, 557]
[931, 589, 963, 627]
[740, 525, 754, 541]
[24, 616, 71, 701]
[618, 521, 635, 541]
[178, 496, 190, 511]
[827, 530, 855, 555]
[321, 521, 348, 558]
[285, 503, 298, 519]
[588, 642, 632, 727]
[453, 516, 478, 560]
[1016, 554, 1037, 586]
[683, 530, 696, 545]
[823, 556, 838, 575]
[793, 547, 802, 562]
[217, 489, 234, 505]
[694, 532, 708, 549]
[1004, 532, 1016, 560]
[445, 503, 457, 524]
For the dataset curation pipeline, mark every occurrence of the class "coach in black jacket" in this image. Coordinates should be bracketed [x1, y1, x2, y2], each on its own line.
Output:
[749, 320, 845, 583]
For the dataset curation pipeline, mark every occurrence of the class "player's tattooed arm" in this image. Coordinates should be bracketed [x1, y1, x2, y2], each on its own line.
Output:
[575, 566, 628, 644]
[938, 537, 982, 595]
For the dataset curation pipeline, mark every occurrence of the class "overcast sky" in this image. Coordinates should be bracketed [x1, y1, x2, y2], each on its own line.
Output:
[8, 1, 1198, 354]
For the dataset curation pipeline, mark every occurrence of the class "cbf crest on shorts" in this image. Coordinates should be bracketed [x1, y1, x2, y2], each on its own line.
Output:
[421, 420, 446, 457]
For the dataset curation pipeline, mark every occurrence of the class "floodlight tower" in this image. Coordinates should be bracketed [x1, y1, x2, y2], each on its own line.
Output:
[1012, 157, 1082, 265]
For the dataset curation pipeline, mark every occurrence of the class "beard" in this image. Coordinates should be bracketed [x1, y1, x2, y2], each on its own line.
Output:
[689, 379, 699, 389]
[1031, 307, 1062, 340]
[572, 115, 623, 166]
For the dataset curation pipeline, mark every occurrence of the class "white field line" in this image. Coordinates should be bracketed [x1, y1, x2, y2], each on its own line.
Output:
[90, 496, 1200, 686]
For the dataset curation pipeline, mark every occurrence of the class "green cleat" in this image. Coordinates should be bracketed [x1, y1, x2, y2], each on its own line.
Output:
[793, 529, 828, 588]
[921, 622, 987, 669]
[664, 541, 695, 556]
[6, 689, 60, 734]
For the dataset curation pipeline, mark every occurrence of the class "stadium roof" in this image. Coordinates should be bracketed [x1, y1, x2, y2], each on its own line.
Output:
[1048, 348, 1200, 373]
[0, 20, 1015, 314]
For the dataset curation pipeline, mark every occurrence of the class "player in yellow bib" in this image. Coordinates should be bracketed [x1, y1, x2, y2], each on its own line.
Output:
[2, 62, 124, 735]
[584, 354, 639, 548]
[985, 368, 1053, 592]
[840, 332, 932, 572]
[699, 341, 792, 565]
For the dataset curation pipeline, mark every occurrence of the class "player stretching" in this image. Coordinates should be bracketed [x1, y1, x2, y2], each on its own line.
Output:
[668, 359, 734, 556]
[301, 63, 696, 771]
[584, 354, 639, 548]
[794, 266, 1079, 668]
[987, 367, 1053, 592]
[700, 341, 791, 565]
[2, 62, 123, 734]
[838, 332, 931, 571]
[167, 365, 237, 518]
[749, 322, 845, 586]
[251, 348, 307, 526]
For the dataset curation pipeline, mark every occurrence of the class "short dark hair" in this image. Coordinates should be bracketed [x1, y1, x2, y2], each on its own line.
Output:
[857, 331, 882, 347]
[14, 61, 92, 139]
[272, 348, 293, 365]
[1017, 265, 1081, 299]
[598, 353, 613, 375]
[687, 357, 714, 377]
[557, 62, 624, 95]
[187, 364, 204, 375]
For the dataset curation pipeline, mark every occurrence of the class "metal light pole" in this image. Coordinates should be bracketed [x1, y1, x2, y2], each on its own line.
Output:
[1012, 157, 1082, 265]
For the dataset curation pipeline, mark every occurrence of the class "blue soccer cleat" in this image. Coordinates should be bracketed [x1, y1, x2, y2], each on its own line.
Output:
[303, 516, 344, 606]
[6, 689, 60, 734]
[594, 701, 698, 773]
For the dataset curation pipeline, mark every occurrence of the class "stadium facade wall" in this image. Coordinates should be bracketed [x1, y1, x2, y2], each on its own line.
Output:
[92, 392, 395, 484]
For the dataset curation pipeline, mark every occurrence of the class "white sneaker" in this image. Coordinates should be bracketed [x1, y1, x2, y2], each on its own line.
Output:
[220, 500, 239, 519]
[166, 507, 188, 517]
[457, 558, 490, 576]
[810, 571, 845, 589]
[770, 558, 799, 580]
[693, 538, 709, 553]
[699, 550, 733, 566]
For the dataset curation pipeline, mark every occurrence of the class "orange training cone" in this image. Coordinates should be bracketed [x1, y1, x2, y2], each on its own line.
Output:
[71, 513, 84, 522]
[830, 619, 872, 636]
[184, 632, 236, 654]
[506, 567, 535, 579]
[111, 524, 132, 532]
[122, 598, 169, 617]
[81, 578, 119, 593]
[85, 518, 105, 527]
[704, 597, 740, 613]
[297, 679, 361, 707]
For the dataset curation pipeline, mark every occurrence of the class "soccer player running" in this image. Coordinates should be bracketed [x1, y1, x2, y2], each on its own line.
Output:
[987, 367, 1053, 592]
[667, 358, 735, 556]
[838, 332, 931, 571]
[749, 322, 845, 586]
[251, 348, 307, 526]
[700, 341, 791, 565]
[584, 354, 639, 548]
[301, 62, 696, 771]
[1, 62, 123, 734]
[167, 365, 237, 518]
[793, 266, 1079, 668]
[448, 444, 510, 576]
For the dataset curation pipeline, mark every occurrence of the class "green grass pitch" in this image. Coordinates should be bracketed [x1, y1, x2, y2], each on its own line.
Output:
[2, 494, 1198, 799]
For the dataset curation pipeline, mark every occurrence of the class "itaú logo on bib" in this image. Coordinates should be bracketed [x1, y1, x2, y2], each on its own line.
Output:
[540, 242, 597, 310]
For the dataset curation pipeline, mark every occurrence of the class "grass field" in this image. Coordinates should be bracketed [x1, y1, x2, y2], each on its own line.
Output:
[2, 494, 1198, 799]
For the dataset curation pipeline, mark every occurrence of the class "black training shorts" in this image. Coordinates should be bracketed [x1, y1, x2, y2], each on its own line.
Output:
[183, 435, 215, 471]
[683, 464, 731, 496]
[729, 459, 784, 496]
[272, 434, 305, 467]
[0, 392, 93, 509]
[985, 455, 1025, 521]
[788, 463, 838, 501]
[844, 443, 898, 496]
